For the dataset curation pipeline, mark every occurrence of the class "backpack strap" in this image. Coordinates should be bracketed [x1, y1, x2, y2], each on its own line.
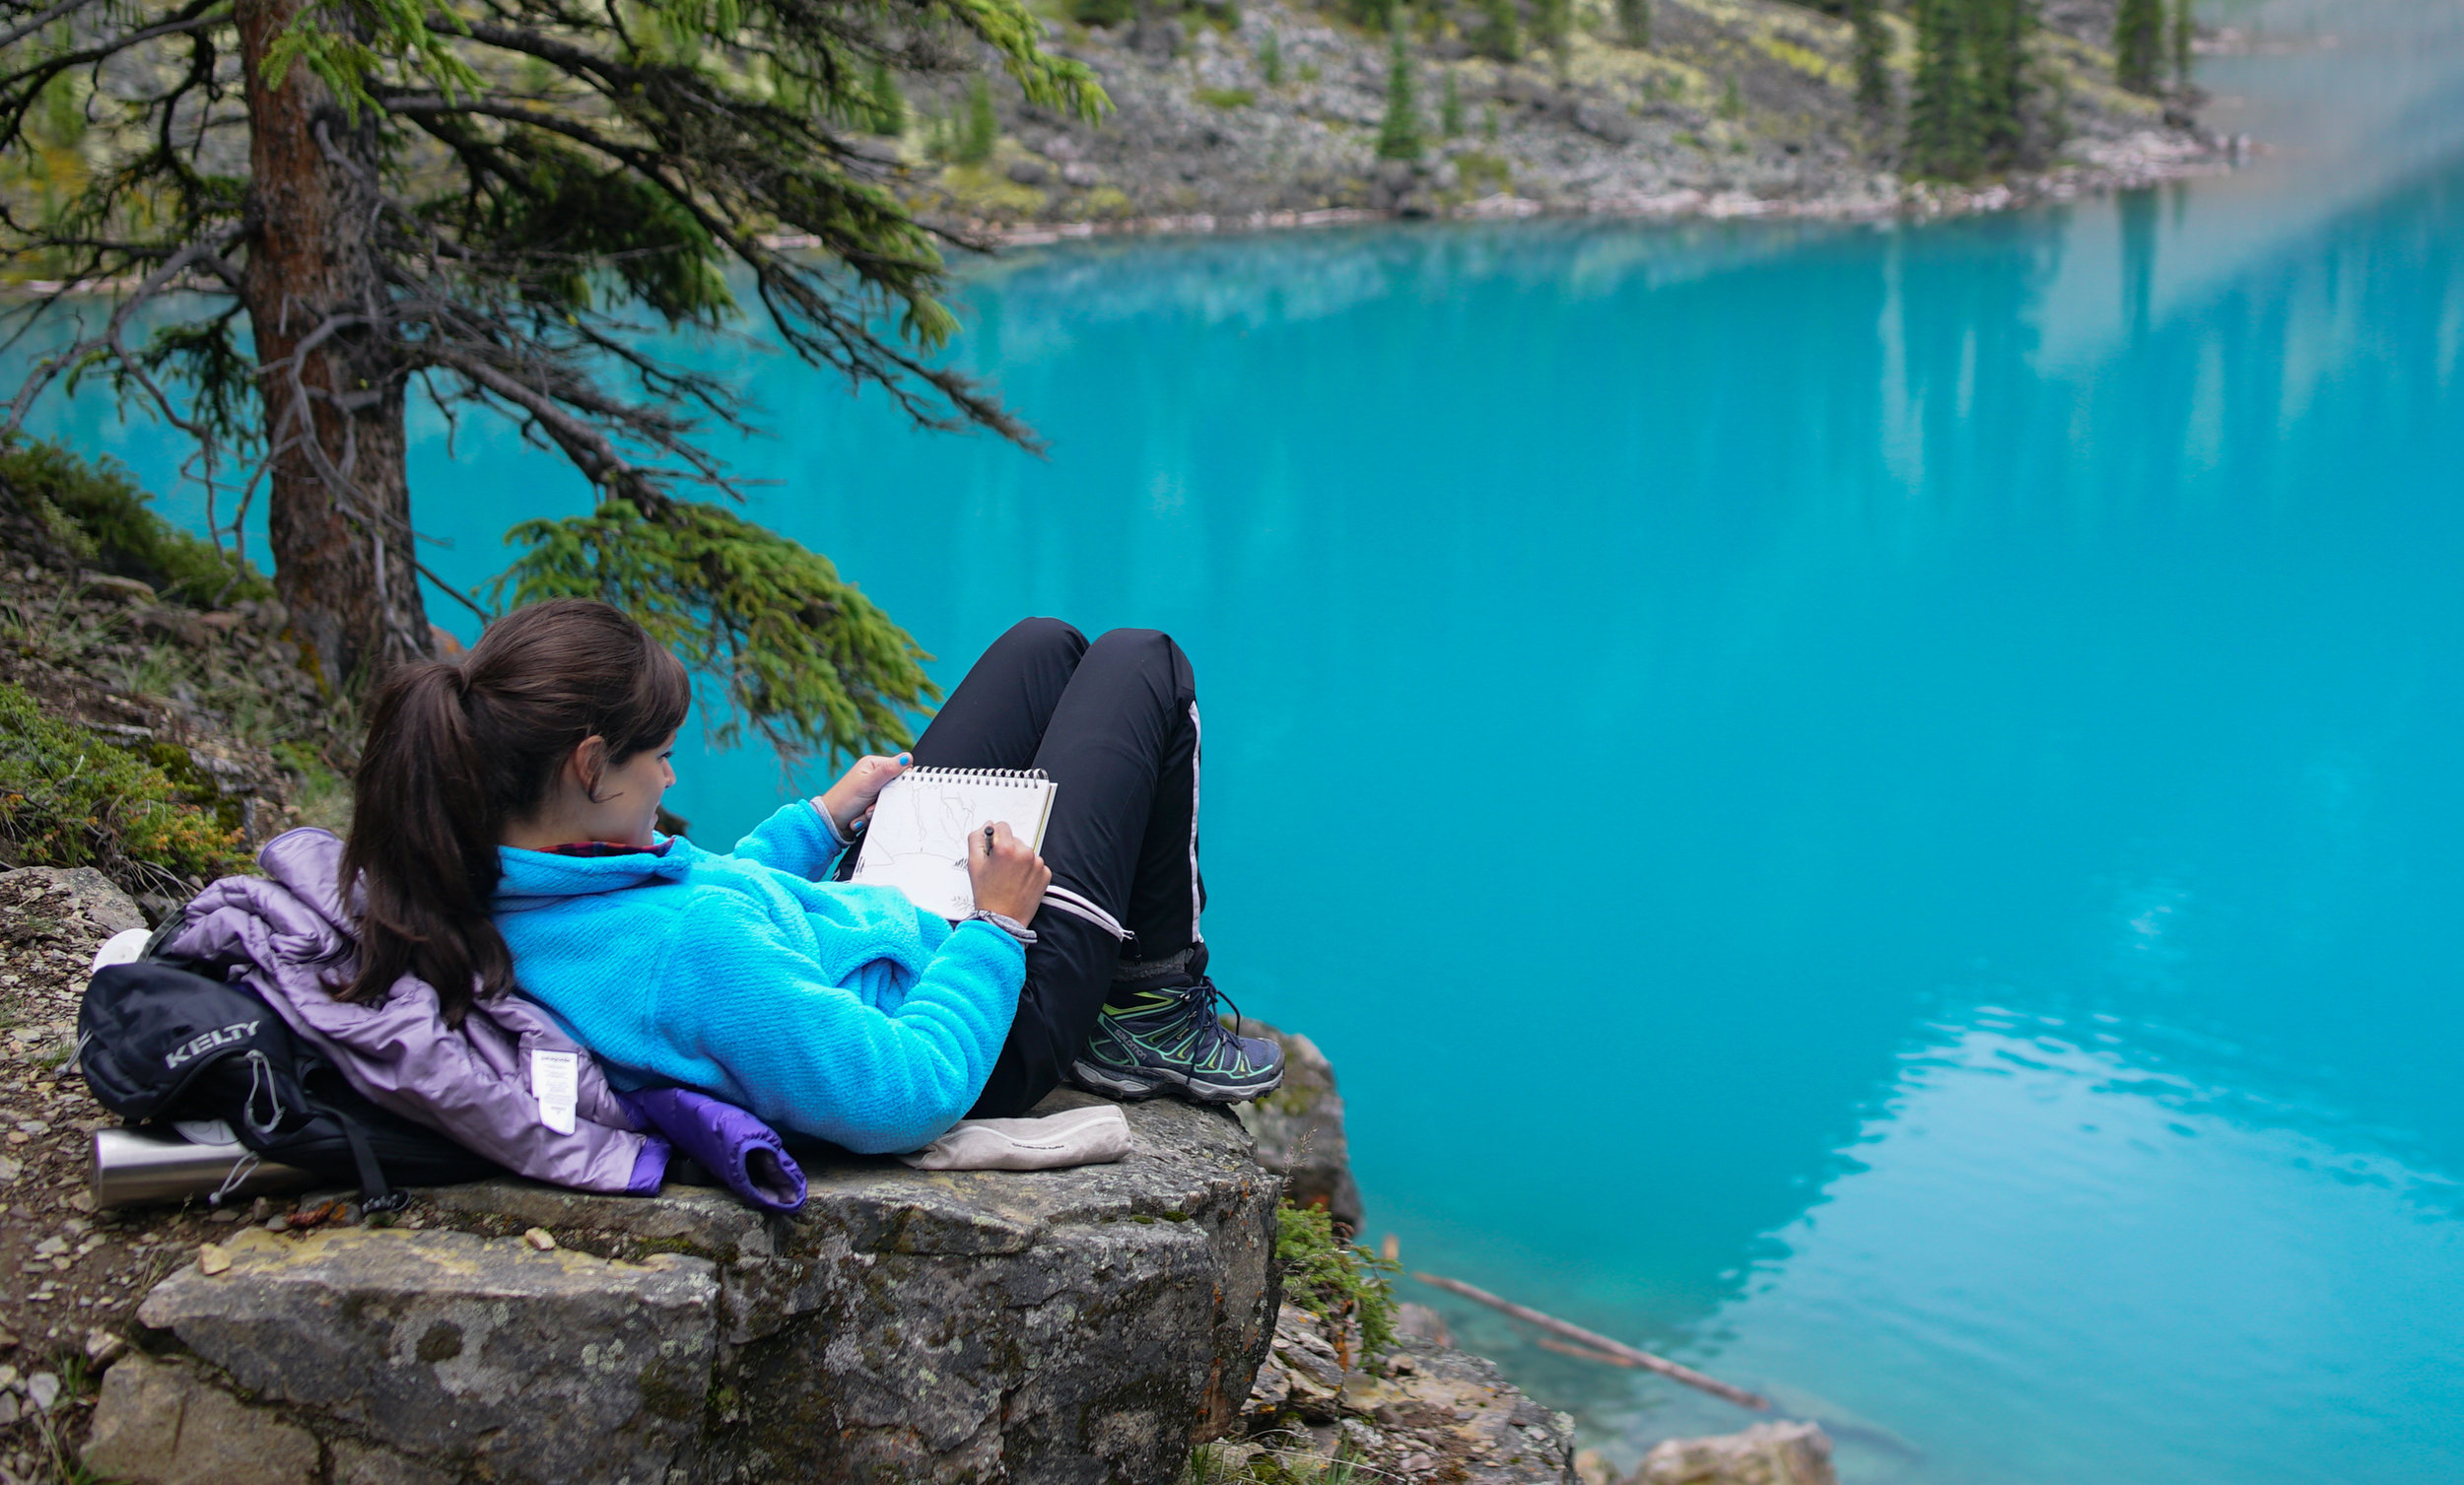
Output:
[327, 1102, 405, 1214]
[292, 1051, 404, 1213]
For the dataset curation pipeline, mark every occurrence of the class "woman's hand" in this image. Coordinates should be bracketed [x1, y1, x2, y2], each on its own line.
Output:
[968, 821, 1051, 923]
[815, 753, 910, 836]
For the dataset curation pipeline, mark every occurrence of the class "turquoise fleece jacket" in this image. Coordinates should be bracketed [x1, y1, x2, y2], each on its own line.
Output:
[491, 802, 1025, 1154]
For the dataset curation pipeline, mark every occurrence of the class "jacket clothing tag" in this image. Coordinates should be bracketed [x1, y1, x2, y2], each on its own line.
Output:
[531, 1049, 579, 1135]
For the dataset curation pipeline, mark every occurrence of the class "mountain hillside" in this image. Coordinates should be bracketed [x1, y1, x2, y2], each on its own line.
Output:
[884, 0, 2221, 230]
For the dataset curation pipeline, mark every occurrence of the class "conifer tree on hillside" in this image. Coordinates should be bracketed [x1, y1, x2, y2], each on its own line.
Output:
[1472, 0, 1524, 62]
[1906, 0, 1981, 178]
[1377, 33, 1423, 160]
[2113, 0, 2165, 93]
[960, 76, 1000, 164]
[1970, 0, 2032, 168]
[868, 62, 910, 137]
[1849, 0, 1893, 114]
[2171, 0, 2194, 88]
[1, 0, 1103, 757]
[1617, 0, 1651, 49]
[1532, 0, 1572, 67]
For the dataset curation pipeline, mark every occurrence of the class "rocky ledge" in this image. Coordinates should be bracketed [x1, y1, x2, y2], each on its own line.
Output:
[81, 1089, 1279, 1485]
[9, 869, 1800, 1485]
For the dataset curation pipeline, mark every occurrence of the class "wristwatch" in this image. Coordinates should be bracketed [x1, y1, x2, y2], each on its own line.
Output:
[965, 910, 1037, 945]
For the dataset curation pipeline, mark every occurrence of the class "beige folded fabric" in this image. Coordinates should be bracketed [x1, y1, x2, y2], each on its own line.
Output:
[899, 1104, 1132, 1172]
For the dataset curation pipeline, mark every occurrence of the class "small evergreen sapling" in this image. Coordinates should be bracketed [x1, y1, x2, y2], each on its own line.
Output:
[1617, 0, 1651, 49]
[2171, 0, 2194, 88]
[1970, 0, 2032, 169]
[2113, 0, 2165, 93]
[1473, 0, 1524, 62]
[1851, 0, 1892, 113]
[1260, 29, 1285, 85]
[1906, 0, 1982, 178]
[867, 62, 908, 137]
[1533, 0, 1573, 67]
[1441, 69, 1465, 137]
[1377, 33, 1425, 160]
[960, 78, 1000, 165]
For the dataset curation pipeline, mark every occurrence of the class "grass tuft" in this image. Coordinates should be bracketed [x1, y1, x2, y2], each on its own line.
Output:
[0, 680, 252, 888]
[1275, 1200, 1401, 1360]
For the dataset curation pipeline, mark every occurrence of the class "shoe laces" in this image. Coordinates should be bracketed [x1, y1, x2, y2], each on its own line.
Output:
[1175, 977, 1257, 1062]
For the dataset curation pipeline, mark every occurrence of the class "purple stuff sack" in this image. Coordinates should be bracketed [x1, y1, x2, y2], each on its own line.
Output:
[620, 1087, 807, 1213]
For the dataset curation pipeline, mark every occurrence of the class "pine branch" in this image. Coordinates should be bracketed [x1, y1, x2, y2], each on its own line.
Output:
[495, 498, 941, 764]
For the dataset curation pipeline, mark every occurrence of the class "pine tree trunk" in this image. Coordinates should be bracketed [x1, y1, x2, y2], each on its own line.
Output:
[237, 0, 432, 694]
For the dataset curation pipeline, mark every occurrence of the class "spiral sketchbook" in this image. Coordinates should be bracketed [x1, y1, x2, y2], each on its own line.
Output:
[850, 767, 1059, 920]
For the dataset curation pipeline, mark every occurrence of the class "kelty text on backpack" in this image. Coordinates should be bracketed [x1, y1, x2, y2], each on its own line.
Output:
[165, 1022, 259, 1070]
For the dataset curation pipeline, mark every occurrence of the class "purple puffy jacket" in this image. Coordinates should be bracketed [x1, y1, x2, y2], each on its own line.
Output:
[165, 829, 666, 1195]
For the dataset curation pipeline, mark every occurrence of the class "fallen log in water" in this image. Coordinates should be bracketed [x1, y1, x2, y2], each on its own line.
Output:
[1411, 1271, 1772, 1411]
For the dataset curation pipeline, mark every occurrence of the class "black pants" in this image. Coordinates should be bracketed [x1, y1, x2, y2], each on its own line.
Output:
[865, 618, 1207, 1117]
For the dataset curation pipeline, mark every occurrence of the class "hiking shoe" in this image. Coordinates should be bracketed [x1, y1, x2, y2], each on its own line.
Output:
[1070, 978, 1284, 1104]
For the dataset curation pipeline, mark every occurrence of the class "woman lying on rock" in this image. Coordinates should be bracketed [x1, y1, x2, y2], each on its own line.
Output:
[341, 598, 1282, 1155]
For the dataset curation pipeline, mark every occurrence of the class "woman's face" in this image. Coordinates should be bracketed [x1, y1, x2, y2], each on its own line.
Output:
[583, 730, 679, 846]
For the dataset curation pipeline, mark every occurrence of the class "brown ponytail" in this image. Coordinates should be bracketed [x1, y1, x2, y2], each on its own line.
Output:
[340, 598, 691, 1023]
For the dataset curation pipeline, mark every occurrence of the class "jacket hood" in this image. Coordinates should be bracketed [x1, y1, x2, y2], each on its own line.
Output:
[254, 827, 356, 941]
[494, 838, 696, 908]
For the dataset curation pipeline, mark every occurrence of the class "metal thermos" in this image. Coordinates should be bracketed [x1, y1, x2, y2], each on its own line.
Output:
[90, 1125, 316, 1209]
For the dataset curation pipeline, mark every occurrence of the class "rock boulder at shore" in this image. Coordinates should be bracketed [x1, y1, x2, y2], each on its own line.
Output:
[1238, 1020, 1365, 1235]
[1230, 1292, 1579, 1482]
[89, 1089, 1281, 1485]
[1632, 1421, 1840, 1485]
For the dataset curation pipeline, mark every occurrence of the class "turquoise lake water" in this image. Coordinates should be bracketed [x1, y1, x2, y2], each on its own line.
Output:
[18, 0, 2464, 1477]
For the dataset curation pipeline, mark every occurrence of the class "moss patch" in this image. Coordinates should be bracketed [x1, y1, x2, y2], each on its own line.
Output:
[0, 680, 251, 886]
[938, 163, 1050, 219]
[0, 439, 269, 607]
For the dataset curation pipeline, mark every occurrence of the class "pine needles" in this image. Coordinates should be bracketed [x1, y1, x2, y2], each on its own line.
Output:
[495, 499, 939, 766]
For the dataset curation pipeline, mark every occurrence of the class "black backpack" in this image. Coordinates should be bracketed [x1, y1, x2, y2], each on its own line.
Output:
[79, 945, 501, 1210]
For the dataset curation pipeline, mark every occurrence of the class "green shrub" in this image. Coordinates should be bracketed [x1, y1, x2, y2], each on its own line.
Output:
[1472, 0, 1522, 61]
[1375, 34, 1423, 162]
[0, 439, 269, 607]
[1071, 0, 1135, 24]
[1617, 0, 1650, 47]
[959, 78, 999, 165]
[1455, 150, 1511, 193]
[1258, 29, 1283, 85]
[1197, 87, 1257, 108]
[865, 61, 907, 135]
[1274, 1201, 1400, 1360]
[0, 681, 251, 886]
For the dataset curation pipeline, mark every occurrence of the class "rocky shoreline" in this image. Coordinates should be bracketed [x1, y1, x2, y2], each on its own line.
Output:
[862, 0, 2230, 243]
